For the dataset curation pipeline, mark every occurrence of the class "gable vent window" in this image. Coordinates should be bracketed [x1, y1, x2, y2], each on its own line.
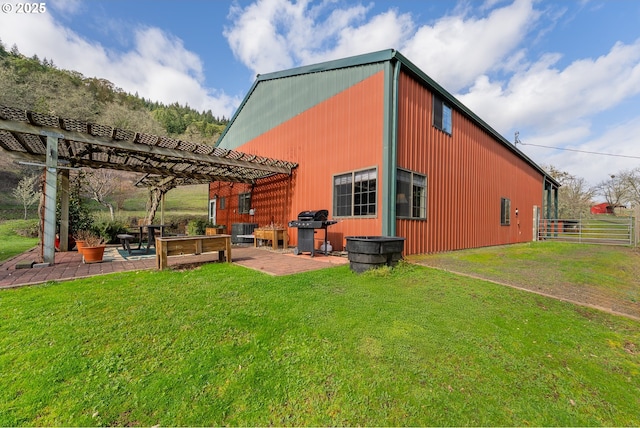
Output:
[433, 95, 452, 135]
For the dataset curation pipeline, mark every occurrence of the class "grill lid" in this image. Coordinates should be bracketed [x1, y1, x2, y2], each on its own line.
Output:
[297, 209, 328, 221]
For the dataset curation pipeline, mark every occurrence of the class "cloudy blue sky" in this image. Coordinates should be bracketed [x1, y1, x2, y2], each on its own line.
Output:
[1, 0, 639, 187]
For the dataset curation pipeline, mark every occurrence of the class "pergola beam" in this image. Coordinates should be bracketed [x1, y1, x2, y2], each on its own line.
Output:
[0, 119, 293, 175]
[4, 148, 259, 184]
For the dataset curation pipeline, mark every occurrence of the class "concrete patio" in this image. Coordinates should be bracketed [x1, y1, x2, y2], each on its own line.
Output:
[0, 245, 349, 289]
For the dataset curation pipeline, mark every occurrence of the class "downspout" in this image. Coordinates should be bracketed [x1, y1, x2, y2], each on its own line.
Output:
[382, 57, 401, 236]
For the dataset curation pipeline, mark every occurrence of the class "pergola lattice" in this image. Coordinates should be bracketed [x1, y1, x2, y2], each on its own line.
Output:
[0, 105, 298, 264]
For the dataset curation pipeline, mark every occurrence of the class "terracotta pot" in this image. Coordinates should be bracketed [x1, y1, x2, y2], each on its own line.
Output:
[82, 245, 106, 264]
[55, 236, 77, 251]
[75, 240, 87, 254]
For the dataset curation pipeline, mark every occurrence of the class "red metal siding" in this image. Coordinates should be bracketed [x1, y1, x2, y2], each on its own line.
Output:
[210, 71, 386, 250]
[396, 72, 544, 254]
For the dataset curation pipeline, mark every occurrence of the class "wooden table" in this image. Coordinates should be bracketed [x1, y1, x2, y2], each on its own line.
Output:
[253, 228, 288, 250]
[156, 234, 232, 269]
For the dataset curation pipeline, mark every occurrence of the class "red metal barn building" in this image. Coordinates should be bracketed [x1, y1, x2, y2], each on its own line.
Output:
[209, 50, 559, 255]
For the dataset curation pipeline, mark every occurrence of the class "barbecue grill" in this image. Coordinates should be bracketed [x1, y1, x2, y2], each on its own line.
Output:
[288, 209, 337, 257]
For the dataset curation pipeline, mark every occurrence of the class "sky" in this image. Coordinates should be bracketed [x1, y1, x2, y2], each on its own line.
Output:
[1, 0, 640, 189]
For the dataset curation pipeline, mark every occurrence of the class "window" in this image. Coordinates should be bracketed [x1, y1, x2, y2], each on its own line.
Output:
[396, 169, 427, 219]
[333, 168, 377, 217]
[433, 95, 452, 134]
[239, 192, 251, 214]
[219, 197, 226, 210]
[501, 197, 511, 225]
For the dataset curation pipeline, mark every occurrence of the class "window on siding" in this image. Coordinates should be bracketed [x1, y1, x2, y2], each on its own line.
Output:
[334, 168, 377, 217]
[397, 169, 427, 219]
[239, 192, 251, 214]
[433, 95, 452, 135]
[501, 197, 511, 225]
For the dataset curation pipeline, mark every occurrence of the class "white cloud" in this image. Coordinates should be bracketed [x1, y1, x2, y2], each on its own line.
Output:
[223, 0, 539, 88]
[520, 116, 640, 187]
[402, 0, 540, 92]
[458, 39, 640, 135]
[0, 2, 239, 116]
[224, 0, 413, 75]
[49, 0, 84, 15]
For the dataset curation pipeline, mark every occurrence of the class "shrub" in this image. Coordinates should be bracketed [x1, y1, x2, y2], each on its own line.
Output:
[13, 219, 39, 238]
[94, 219, 129, 244]
[187, 217, 209, 235]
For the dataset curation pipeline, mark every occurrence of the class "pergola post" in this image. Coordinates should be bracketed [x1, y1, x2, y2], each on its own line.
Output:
[42, 132, 62, 265]
[59, 169, 70, 252]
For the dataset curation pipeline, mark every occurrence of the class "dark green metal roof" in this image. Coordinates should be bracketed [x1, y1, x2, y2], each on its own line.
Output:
[216, 49, 559, 188]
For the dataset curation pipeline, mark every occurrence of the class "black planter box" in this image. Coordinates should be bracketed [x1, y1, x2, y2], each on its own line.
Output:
[345, 236, 406, 273]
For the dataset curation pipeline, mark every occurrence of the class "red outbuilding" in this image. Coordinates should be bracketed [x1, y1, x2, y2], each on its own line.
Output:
[590, 202, 625, 215]
[208, 50, 559, 255]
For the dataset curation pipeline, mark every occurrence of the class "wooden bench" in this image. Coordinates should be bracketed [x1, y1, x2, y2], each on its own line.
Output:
[155, 234, 232, 269]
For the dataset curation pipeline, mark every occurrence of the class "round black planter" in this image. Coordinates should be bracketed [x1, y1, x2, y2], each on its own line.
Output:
[345, 236, 406, 273]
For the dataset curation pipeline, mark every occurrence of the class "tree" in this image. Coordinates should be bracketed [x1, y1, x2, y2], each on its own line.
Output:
[145, 182, 177, 224]
[82, 169, 119, 220]
[618, 168, 640, 209]
[12, 173, 40, 219]
[542, 164, 596, 218]
[595, 174, 628, 213]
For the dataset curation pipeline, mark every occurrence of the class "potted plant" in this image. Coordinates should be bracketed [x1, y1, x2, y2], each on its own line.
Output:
[73, 229, 93, 255]
[81, 231, 106, 264]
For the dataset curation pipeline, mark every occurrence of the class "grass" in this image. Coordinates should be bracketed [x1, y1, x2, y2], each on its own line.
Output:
[0, 260, 639, 426]
[0, 219, 39, 262]
[408, 241, 640, 318]
[120, 184, 209, 213]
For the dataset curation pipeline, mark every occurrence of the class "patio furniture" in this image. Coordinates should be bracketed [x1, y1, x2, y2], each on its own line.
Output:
[116, 233, 137, 255]
[140, 225, 166, 253]
[155, 234, 232, 269]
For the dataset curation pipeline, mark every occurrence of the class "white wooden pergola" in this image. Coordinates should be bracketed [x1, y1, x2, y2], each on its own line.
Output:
[0, 105, 297, 265]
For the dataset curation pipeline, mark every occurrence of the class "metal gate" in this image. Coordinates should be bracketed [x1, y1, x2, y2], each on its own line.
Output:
[537, 215, 635, 246]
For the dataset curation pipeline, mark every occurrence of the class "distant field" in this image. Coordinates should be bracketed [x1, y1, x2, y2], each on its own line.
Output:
[119, 184, 210, 217]
[1, 182, 210, 222]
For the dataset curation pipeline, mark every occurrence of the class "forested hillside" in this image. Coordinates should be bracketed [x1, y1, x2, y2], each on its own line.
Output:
[0, 41, 228, 140]
[0, 40, 229, 219]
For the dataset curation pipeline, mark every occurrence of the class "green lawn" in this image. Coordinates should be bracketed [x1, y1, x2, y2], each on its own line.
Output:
[0, 261, 638, 426]
[408, 241, 640, 319]
[0, 219, 38, 262]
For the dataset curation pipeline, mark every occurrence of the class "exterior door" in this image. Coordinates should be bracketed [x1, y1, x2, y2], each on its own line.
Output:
[209, 199, 217, 225]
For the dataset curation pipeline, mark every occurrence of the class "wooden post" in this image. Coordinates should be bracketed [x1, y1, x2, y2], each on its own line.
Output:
[43, 133, 62, 264]
[59, 169, 70, 252]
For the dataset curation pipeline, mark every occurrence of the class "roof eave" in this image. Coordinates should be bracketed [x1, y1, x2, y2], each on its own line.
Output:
[391, 51, 560, 188]
[216, 49, 560, 188]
